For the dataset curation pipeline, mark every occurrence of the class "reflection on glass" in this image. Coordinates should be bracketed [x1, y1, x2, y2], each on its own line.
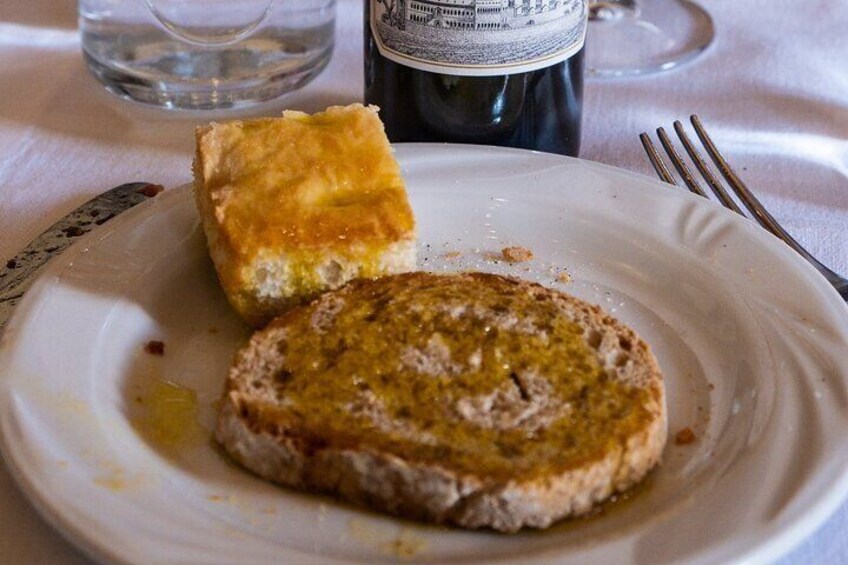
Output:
[586, 0, 714, 78]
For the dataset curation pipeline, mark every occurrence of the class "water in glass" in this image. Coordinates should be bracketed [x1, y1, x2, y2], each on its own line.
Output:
[79, 0, 336, 110]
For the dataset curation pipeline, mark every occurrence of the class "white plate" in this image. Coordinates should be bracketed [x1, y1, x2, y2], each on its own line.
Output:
[1, 144, 848, 564]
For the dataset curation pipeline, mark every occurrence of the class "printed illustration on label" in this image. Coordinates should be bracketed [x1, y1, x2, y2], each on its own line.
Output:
[370, 0, 587, 76]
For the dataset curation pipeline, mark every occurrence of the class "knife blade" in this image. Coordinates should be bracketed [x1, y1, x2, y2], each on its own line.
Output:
[0, 182, 164, 332]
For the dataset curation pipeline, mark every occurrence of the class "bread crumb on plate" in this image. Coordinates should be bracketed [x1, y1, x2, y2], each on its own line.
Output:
[502, 246, 534, 262]
[144, 340, 165, 355]
[675, 427, 697, 445]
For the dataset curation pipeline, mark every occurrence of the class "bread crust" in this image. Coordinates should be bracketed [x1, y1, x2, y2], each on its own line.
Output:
[215, 273, 667, 532]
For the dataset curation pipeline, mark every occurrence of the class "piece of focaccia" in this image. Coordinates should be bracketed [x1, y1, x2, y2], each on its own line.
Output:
[193, 104, 416, 327]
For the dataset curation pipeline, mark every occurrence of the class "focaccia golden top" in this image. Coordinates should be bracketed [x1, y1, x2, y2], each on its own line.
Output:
[194, 104, 415, 258]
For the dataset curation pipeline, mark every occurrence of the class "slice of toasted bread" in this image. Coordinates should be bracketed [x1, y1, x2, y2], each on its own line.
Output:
[193, 104, 416, 327]
[215, 272, 667, 532]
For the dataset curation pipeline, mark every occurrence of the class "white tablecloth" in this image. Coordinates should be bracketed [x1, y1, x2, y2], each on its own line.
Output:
[0, 1, 846, 562]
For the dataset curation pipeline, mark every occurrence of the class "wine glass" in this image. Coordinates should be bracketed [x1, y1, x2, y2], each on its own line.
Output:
[585, 0, 715, 77]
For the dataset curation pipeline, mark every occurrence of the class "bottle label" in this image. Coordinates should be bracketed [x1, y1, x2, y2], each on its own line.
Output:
[369, 0, 587, 76]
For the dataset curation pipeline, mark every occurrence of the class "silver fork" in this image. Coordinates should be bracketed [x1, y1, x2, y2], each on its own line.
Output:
[640, 115, 848, 303]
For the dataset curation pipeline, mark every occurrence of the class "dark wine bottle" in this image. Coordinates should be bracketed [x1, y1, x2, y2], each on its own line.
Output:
[364, 0, 586, 156]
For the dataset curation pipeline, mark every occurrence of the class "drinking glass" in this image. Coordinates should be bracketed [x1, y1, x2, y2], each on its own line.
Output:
[586, 0, 714, 77]
[79, 0, 336, 110]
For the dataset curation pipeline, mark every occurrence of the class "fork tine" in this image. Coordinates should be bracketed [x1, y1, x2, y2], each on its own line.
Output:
[639, 133, 677, 185]
[689, 115, 848, 295]
[656, 127, 708, 197]
[640, 116, 848, 302]
[689, 115, 813, 257]
[672, 120, 744, 215]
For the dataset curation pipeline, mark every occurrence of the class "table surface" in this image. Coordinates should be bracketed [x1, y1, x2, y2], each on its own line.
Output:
[1, 0, 846, 563]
